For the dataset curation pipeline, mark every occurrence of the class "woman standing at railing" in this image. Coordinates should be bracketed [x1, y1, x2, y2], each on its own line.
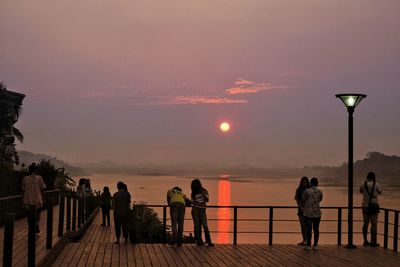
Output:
[191, 179, 214, 247]
[303, 177, 323, 251]
[294, 176, 310, 246]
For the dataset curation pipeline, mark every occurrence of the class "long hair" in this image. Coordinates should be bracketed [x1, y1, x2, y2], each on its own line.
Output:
[295, 176, 310, 200]
[191, 179, 203, 199]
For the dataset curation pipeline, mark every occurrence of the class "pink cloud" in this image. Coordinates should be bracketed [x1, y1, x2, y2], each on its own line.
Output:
[226, 80, 289, 95]
[165, 95, 248, 105]
[235, 79, 254, 85]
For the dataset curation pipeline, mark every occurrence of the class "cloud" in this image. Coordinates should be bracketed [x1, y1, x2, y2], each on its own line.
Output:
[164, 95, 248, 105]
[226, 79, 289, 95]
[235, 79, 254, 86]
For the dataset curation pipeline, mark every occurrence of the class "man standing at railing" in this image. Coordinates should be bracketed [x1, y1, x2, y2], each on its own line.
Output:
[21, 163, 46, 233]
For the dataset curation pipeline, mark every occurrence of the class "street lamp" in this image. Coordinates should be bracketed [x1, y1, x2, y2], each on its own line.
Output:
[335, 93, 367, 249]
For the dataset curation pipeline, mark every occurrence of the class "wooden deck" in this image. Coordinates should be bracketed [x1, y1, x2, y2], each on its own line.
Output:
[52, 212, 399, 267]
[0, 205, 66, 266]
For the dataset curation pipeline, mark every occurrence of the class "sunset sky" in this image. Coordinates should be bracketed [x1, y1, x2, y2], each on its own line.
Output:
[1, 1, 399, 168]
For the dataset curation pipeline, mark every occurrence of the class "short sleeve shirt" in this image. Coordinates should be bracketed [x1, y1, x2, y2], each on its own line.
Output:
[303, 187, 323, 218]
[360, 181, 381, 207]
[112, 190, 131, 215]
[22, 174, 46, 207]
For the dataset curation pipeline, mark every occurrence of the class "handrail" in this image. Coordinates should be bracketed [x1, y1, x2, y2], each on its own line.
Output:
[134, 204, 399, 252]
[1, 191, 100, 267]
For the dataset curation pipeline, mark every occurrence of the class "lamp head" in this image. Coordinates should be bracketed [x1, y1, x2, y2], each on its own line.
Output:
[335, 94, 367, 110]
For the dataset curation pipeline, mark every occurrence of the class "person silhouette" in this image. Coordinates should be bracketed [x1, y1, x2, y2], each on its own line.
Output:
[112, 181, 131, 244]
[191, 179, 214, 246]
[294, 176, 310, 246]
[360, 172, 382, 247]
[167, 186, 189, 246]
[303, 177, 323, 251]
[21, 163, 46, 233]
[100, 186, 112, 226]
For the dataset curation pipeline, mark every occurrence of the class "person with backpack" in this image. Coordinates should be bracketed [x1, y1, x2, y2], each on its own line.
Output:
[191, 179, 214, 246]
[100, 186, 112, 226]
[167, 186, 189, 246]
[360, 172, 382, 247]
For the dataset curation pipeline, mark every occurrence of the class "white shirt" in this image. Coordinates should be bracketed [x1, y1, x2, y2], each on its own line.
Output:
[22, 174, 46, 207]
[360, 181, 381, 207]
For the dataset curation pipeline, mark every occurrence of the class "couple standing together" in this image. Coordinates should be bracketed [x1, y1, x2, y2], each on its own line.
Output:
[295, 172, 382, 250]
[167, 179, 214, 247]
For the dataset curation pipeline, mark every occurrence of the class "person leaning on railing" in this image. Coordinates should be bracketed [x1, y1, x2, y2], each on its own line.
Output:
[167, 186, 189, 246]
[360, 171, 382, 247]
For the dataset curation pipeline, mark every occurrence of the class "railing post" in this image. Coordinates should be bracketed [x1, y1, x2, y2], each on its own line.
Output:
[3, 213, 15, 267]
[337, 208, 342, 246]
[58, 194, 65, 237]
[393, 211, 399, 252]
[384, 210, 389, 249]
[72, 195, 77, 231]
[78, 197, 82, 228]
[269, 207, 273, 245]
[28, 205, 36, 267]
[131, 206, 137, 243]
[46, 198, 54, 249]
[233, 206, 238, 245]
[163, 206, 167, 244]
[66, 195, 71, 231]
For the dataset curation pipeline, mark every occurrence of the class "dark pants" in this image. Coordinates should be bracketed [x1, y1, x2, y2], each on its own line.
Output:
[114, 211, 129, 240]
[170, 203, 185, 244]
[362, 209, 379, 244]
[26, 206, 41, 230]
[298, 214, 307, 242]
[101, 206, 111, 226]
[192, 207, 212, 243]
[305, 216, 321, 247]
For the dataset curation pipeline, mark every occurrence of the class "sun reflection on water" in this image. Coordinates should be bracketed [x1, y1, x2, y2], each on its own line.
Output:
[217, 179, 231, 243]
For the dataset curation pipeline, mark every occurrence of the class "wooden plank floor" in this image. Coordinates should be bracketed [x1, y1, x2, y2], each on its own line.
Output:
[51, 212, 400, 267]
[0, 205, 67, 267]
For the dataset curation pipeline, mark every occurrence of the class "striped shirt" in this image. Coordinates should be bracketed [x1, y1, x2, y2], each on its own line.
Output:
[192, 189, 209, 208]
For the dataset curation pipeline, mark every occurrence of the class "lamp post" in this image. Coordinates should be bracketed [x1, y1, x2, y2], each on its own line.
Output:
[335, 93, 367, 249]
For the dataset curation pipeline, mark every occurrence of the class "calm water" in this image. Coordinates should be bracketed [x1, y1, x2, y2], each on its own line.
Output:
[84, 174, 400, 244]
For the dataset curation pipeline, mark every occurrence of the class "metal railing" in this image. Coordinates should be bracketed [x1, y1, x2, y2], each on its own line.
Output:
[138, 205, 399, 252]
[1, 191, 99, 267]
[1, 199, 398, 266]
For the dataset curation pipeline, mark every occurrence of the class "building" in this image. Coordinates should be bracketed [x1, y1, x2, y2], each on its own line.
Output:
[0, 82, 25, 168]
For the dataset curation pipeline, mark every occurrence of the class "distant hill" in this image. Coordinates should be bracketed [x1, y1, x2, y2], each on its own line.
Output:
[18, 150, 89, 176]
[302, 152, 400, 186]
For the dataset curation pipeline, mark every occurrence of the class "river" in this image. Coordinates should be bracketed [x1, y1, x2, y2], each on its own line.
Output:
[82, 174, 400, 244]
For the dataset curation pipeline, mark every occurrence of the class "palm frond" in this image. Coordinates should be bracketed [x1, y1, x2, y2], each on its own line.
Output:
[12, 127, 24, 143]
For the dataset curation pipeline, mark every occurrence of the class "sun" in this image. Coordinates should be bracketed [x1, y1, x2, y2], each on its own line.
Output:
[220, 122, 230, 132]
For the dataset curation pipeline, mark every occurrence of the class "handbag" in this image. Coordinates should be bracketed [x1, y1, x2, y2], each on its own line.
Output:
[364, 181, 380, 214]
